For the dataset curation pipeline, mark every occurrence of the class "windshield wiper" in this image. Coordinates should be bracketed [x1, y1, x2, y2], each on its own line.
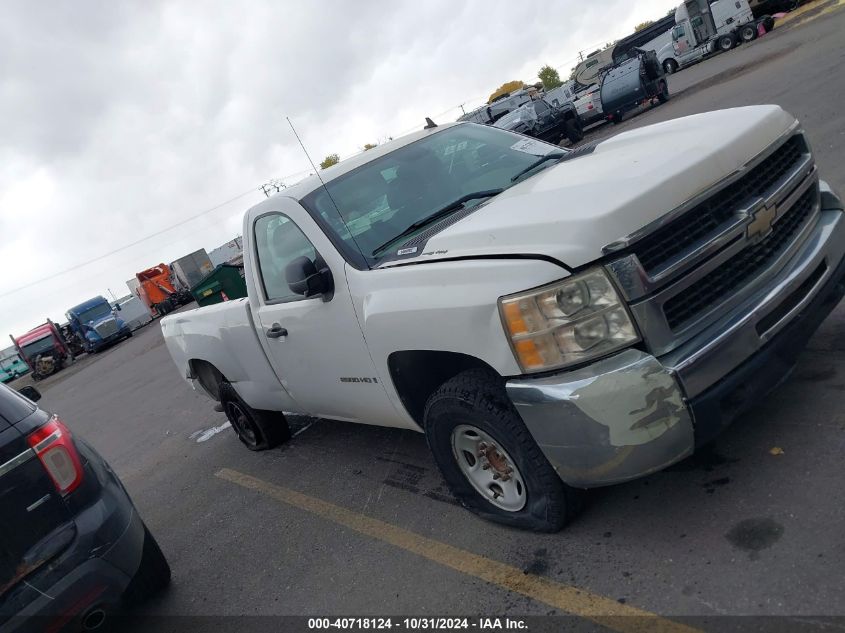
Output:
[510, 151, 568, 183]
[372, 189, 504, 256]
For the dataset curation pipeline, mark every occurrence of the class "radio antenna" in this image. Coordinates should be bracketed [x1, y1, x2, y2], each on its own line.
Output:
[285, 117, 368, 263]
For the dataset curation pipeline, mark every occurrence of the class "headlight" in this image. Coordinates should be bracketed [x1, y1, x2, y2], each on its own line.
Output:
[499, 267, 640, 373]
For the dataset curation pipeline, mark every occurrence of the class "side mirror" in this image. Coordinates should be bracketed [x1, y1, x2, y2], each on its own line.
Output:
[18, 386, 41, 402]
[285, 256, 334, 299]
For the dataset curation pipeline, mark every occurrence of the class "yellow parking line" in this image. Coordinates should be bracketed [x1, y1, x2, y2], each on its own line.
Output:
[216, 468, 703, 633]
[774, 0, 845, 25]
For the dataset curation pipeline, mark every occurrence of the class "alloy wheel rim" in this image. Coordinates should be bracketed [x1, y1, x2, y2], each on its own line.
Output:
[450, 424, 526, 512]
[226, 402, 257, 446]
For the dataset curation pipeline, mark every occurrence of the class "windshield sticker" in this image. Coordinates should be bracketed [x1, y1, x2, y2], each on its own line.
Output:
[442, 141, 469, 156]
[397, 246, 418, 255]
[510, 138, 553, 156]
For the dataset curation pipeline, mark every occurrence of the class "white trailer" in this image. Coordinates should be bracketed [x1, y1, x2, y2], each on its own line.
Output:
[209, 237, 243, 267]
[170, 249, 214, 291]
[126, 277, 141, 299]
[113, 295, 153, 330]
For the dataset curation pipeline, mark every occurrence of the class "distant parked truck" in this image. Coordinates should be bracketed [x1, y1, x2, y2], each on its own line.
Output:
[136, 264, 185, 316]
[171, 249, 214, 291]
[10, 320, 74, 380]
[0, 348, 30, 383]
[662, 0, 774, 72]
[65, 296, 132, 353]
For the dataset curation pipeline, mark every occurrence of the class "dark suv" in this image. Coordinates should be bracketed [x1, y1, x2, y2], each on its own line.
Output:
[493, 98, 584, 144]
[0, 383, 169, 632]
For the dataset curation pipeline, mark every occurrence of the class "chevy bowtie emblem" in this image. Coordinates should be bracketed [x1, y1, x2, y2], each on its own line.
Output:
[747, 203, 777, 240]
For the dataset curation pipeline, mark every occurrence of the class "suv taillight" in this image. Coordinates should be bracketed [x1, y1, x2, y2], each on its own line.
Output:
[27, 417, 84, 495]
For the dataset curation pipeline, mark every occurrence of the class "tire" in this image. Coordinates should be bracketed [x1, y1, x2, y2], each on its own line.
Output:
[219, 381, 291, 451]
[423, 369, 584, 532]
[123, 525, 171, 606]
[657, 79, 670, 103]
[663, 59, 678, 74]
[717, 33, 736, 51]
[762, 16, 775, 31]
[564, 117, 583, 143]
[611, 111, 623, 125]
[739, 24, 757, 42]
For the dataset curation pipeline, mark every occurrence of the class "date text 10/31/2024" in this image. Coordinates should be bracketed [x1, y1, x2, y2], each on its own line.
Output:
[307, 617, 528, 630]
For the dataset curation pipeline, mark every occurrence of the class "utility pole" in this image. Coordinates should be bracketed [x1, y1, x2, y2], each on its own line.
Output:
[261, 179, 286, 197]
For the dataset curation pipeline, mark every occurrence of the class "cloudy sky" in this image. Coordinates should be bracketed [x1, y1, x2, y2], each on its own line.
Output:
[0, 0, 677, 341]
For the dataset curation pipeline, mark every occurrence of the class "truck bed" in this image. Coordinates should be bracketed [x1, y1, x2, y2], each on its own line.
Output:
[160, 299, 296, 413]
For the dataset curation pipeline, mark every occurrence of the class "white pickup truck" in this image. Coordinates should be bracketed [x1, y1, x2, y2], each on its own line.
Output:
[163, 105, 845, 531]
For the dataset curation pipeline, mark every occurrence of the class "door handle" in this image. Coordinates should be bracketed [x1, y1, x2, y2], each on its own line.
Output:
[266, 323, 288, 338]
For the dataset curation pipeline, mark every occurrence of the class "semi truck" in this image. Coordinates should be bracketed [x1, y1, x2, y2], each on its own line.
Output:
[10, 321, 75, 380]
[161, 106, 844, 532]
[65, 296, 132, 353]
[662, 0, 775, 72]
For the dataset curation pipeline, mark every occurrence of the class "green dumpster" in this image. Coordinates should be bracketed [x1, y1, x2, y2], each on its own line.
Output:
[191, 264, 248, 307]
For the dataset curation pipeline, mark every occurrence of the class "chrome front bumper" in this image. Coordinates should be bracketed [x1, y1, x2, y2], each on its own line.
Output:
[507, 184, 845, 488]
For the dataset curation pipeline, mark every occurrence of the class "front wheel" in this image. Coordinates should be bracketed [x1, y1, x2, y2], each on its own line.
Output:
[657, 79, 670, 103]
[739, 24, 757, 42]
[423, 370, 584, 532]
[219, 381, 290, 451]
[564, 117, 584, 143]
[718, 33, 736, 51]
[663, 58, 678, 74]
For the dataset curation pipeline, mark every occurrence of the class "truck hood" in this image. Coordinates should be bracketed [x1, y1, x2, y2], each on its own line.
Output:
[381, 105, 796, 269]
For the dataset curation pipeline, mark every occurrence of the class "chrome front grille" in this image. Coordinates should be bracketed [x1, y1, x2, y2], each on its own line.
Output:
[663, 186, 816, 330]
[95, 318, 118, 338]
[632, 135, 806, 273]
[605, 125, 820, 357]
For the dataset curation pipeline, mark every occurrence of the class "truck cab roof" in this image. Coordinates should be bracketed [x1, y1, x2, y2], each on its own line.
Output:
[67, 296, 109, 315]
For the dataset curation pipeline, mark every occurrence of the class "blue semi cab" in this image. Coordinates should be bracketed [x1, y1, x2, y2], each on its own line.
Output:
[66, 296, 132, 354]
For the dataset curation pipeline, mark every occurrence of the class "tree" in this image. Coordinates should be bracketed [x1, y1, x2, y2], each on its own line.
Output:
[320, 153, 340, 169]
[538, 65, 563, 90]
[634, 20, 655, 32]
[488, 80, 525, 103]
[362, 143, 378, 151]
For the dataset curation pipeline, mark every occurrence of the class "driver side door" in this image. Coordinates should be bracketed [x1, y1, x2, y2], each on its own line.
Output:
[250, 211, 398, 426]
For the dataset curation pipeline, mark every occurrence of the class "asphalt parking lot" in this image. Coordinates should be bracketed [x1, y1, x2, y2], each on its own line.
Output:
[13, 6, 845, 631]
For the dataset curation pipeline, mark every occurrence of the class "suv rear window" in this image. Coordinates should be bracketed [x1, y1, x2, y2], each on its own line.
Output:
[0, 383, 36, 425]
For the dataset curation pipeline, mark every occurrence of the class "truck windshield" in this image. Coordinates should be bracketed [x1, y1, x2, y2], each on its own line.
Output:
[75, 304, 112, 323]
[299, 124, 561, 267]
[21, 336, 55, 359]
